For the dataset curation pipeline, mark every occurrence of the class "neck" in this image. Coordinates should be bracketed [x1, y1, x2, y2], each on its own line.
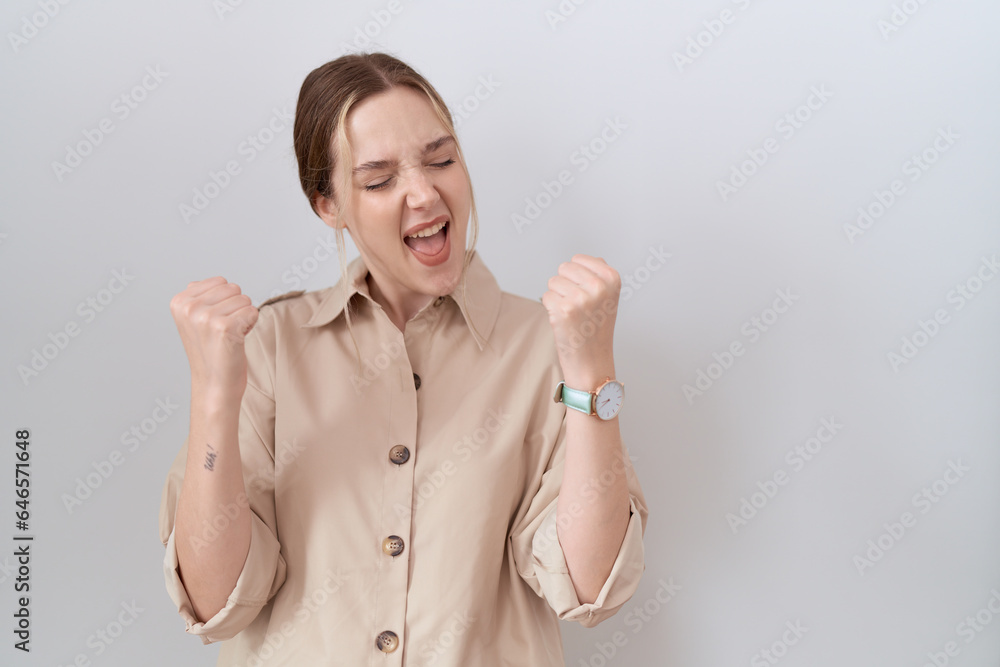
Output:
[366, 272, 434, 333]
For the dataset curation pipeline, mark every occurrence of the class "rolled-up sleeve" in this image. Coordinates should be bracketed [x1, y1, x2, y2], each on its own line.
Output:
[160, 499, 286, 643]
[529, 492, 645, 628]
[157, 314, 287, 644]
[509, 386, 649, 629]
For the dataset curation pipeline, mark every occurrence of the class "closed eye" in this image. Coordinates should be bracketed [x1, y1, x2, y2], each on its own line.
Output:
[364, 158, 456, 192]
[365, 179, 392, 192]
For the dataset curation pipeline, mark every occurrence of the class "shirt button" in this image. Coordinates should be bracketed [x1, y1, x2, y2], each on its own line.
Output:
[376, 630, 399, 653]
[388, 445, 410, 465]
[382, 535, 404, 557]
[413, 372, 421, 390]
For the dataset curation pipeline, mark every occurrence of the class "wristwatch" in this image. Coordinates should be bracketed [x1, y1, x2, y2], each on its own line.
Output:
[553, 376, 625, 420]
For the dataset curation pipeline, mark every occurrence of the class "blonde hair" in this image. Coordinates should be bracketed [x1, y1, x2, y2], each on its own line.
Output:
[293, 52, 485, 377]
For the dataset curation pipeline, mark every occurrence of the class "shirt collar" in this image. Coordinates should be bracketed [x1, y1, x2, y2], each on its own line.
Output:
[300, 249, 501, 351]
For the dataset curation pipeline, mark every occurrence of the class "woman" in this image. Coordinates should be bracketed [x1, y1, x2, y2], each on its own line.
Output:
[159, 52, 648, 666]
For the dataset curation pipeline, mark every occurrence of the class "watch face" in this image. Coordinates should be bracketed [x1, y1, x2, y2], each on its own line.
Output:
[595, 381, 624, 420]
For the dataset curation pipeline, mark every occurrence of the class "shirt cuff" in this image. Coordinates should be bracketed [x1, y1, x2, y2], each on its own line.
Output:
[162, 511, 286, 644]
[529, 495, 645, 628]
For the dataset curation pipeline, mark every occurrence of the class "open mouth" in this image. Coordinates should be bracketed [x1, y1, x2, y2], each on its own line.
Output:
[404, 220, 449, 258]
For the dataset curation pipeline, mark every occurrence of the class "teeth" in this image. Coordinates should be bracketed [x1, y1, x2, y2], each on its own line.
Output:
[407, 220, 446, 238]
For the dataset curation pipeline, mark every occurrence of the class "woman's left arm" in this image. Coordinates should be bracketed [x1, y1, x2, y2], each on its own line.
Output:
[541, 254, 633, 605]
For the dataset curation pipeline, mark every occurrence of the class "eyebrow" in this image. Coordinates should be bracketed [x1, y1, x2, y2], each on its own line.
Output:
[352, 135, 455, 175]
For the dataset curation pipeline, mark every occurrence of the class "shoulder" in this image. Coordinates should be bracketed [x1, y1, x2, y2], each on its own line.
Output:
[497, 291, 549, 327]
[492, 292, 564, 408]
[242, 286, 336, 391]
[247, 286, 338, 347]
[254, 287, 335, 322]
[491, 290, 559, 361]
[257, 289, 307, 309]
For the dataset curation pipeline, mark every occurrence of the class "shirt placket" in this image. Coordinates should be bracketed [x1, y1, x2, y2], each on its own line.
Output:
[371, 301, 440, 665]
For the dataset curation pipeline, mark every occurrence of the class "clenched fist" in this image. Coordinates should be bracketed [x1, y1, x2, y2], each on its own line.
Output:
[169, 277, 259, 396]
[540, 254, 621, 386]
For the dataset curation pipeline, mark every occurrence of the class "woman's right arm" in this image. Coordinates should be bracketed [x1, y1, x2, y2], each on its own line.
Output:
[168, 277, 260, 623]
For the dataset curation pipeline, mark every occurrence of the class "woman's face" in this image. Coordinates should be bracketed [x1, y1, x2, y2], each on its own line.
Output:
[325, 85, 471, 311]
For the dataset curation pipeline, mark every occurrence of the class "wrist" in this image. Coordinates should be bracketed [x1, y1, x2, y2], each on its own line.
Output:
[555, 374, 625, 421]
[561, 360, 616, 390]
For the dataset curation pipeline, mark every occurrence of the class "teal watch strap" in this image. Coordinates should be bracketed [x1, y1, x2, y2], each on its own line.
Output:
[553, 382, 593, 415]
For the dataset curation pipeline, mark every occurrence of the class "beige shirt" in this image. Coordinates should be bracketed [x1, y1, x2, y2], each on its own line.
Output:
[158, 249, 649, 666]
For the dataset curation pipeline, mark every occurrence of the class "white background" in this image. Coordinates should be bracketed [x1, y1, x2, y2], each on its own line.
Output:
[2, 1, 999, 665]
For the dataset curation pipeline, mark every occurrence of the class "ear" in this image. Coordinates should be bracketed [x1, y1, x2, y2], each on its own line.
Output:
[314, 194, 347, 231]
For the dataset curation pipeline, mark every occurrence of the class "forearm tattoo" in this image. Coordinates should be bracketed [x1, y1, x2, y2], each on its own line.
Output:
[204, 443, 217, 471]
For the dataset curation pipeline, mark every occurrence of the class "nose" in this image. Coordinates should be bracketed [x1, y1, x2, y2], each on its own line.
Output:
[404, 168, 440, 209]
